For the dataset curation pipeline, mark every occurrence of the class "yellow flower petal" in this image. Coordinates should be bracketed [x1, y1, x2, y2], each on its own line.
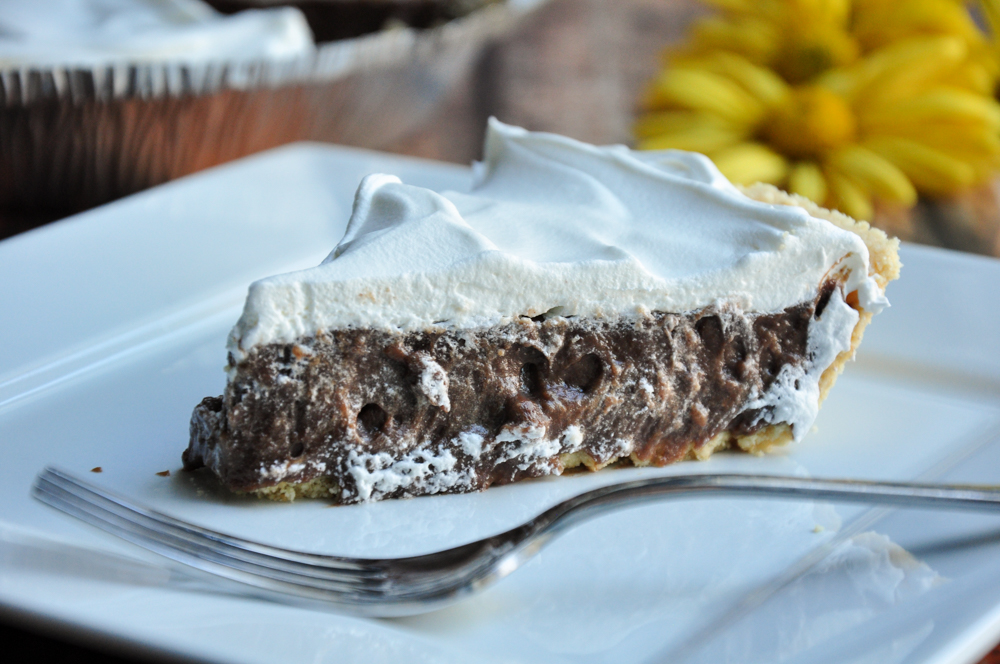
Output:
[875, 125, 1000, 160]
[864, 136, 977, 196]
[827, 170, 874, 221]
[866, 49, 967, 108]
[688, 16, 778, 64]
[819, 35, 965, 102]
[632, 111, 735, 139]
[948, 61, 995, 96]
[859, 87, 1000, 130]
[637, 125, 747, 154]
[711, 142, 789, 185]
[643, 67, 766, 125]
[674, 52, 791, 108]
[828, 145, 917, 205]
[853, 0, 982, 51]
[787, 161, 828, 205]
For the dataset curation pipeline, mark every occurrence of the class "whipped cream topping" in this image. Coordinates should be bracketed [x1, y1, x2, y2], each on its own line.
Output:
[0, 0, 313, 68]
[230, 119, 887, 360]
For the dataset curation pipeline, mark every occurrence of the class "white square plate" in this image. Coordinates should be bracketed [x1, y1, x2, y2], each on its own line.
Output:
[2, 143, 1000, 664]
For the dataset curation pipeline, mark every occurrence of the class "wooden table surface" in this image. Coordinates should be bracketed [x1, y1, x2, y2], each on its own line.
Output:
[2, 0, 999, 661]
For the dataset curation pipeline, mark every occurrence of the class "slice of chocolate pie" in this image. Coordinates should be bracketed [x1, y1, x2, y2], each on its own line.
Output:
[183, 119, 900, 503]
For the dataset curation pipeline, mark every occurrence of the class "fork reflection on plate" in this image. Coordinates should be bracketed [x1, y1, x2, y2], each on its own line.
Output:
[31, 466, 1000, 617]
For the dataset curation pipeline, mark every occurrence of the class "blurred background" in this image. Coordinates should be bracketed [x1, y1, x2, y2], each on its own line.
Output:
[3, 0, 1000, 661]
[4, 0, 1000, 257]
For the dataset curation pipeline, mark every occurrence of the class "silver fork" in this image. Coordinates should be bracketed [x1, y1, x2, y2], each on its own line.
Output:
[32, 466, 1000, 617]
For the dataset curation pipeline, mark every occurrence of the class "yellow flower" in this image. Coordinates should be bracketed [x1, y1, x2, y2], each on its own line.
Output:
[635, 0, 1000, 221]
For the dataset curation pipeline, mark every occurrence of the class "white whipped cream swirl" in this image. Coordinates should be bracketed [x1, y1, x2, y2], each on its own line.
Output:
[229, 119, 886, 360]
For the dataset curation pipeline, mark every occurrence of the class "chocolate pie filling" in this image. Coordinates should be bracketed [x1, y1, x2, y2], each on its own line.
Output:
[184, 281, 837, 503]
